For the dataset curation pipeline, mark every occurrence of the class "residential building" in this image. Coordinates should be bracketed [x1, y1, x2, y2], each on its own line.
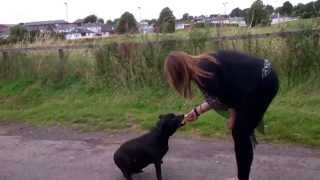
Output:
[65, 28, 95, 40]
[271, 14, 298, 25]
[101, 24, 114, 36]
[23, 20, 68, 32]
[138, 21, 154, 34]
[193, 15, 246, 27]
[0, 24, 10, 39]
[175, 22, 191, 30]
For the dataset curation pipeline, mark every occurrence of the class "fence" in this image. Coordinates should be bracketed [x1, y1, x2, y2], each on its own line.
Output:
[1, 29, 319, 54]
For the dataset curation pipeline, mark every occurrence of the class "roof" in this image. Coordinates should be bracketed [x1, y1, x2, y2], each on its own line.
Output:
[24, 20, 68, 26]
[66, 28, 95, 34]
[74, 19, 84, 24]
[81, 23, 104, 28]
[0, 24, 10, 33]
[101, 24, 113, 32]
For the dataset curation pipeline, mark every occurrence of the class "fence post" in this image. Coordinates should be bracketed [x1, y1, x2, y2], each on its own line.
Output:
[2, 51, 8, 59]
[1, 51, 9, 79]
[57, 49, 66, 82]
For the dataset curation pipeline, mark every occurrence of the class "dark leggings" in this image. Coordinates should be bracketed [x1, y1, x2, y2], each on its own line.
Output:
[233, 70, 279, 180]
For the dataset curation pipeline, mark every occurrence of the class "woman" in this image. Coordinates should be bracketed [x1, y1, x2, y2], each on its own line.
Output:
[164, 50, 279, 180]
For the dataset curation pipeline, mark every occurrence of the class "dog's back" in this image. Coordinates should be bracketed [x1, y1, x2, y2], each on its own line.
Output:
[114, 132, 160, 175]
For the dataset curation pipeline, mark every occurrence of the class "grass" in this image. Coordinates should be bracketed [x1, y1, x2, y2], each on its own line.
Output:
[0, 78, 319, 147]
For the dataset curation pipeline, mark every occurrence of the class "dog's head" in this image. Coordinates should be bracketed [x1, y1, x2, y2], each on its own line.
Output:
[155, 113, 185, 137]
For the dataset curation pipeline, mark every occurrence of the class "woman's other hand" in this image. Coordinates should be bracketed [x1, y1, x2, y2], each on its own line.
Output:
[227, 108, 236, 129]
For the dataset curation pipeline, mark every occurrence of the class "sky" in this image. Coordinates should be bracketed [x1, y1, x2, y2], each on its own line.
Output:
[0, 0, 313, 24]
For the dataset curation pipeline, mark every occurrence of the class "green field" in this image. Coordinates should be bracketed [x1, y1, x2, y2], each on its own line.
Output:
[0, 19, 319, 147]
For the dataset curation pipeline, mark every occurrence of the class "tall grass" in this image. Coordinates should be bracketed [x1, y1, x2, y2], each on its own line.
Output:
[1, 27, 319, 95]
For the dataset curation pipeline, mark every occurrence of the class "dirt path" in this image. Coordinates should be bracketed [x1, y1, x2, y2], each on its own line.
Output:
[0, 122, 319, 180]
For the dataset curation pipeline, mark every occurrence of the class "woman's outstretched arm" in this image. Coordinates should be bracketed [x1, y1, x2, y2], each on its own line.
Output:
[185, 100, 236, 128]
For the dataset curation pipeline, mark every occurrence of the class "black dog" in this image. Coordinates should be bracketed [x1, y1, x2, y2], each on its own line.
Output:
[113, 113, 185, 180]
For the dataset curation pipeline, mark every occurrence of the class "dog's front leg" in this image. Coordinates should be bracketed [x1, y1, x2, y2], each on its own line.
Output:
[154, 161, 162, 180]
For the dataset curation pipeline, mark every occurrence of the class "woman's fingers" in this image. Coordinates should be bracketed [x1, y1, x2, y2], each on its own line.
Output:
[184, 111, 197, 122]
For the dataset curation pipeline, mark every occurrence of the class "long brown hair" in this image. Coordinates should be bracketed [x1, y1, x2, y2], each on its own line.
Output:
[164, 51, 218, 99]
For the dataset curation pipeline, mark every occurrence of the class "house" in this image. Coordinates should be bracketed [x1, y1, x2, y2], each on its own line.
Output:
[138, 21, 154, 34]
[271, 14, 298, 25]
[65, 28, 95, 40]
[0, 24, 10, 39]
[81, 23, 103, 34]
[175, 22, 191, 30]
[227, 17, 247, 27]
[55, 23, 77, 33]
[20, 19, 114, 40]
[207, 16, 246, 27]
[23, 20, 68, 32]
[101, 24, 114, 36]
[74, 19, 85, 26]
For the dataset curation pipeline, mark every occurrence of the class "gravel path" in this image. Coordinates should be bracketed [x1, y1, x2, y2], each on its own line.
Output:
[0, 123, 319, 180]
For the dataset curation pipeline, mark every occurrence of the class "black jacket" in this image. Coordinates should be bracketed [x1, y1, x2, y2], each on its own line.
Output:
[197, 50, 265, 111]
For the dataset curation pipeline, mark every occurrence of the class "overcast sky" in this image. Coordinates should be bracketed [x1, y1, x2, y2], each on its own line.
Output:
[0, 0, 312, 24]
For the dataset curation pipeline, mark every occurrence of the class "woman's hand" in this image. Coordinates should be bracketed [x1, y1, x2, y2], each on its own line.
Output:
[184, 110, 198, 122]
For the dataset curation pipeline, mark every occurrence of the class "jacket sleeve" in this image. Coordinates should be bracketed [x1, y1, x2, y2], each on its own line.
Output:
[204, 93, 228, 111]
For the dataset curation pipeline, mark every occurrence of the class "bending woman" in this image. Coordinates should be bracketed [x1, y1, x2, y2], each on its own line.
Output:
[164, 50, 279, 180]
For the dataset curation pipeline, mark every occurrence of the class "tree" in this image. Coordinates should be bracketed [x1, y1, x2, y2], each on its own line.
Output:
[84, 14, 98, 23]
[148, 19, 157, 25]
[98, 18, 104, 23]
[157, 7, 176, 33]
[246, 0, 270, 27]
[106, 20, 113, 25]
[281, 1, 293, 16]
[292, 3, 305, 17]
[116, 12, 138, 34]
[265, 5, 274, 16]
[230, 8, 245, 17]
[114, 18, 120, 26]
[9, 25, 28, 42]
[182, 13, 189, 21]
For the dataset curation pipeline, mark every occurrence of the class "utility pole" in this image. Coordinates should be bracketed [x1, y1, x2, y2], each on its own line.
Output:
[222, 1, 228, 16]
[137, 6, 142, 22]
[220, 1, 228, 26]
[64, 1, 69, 22]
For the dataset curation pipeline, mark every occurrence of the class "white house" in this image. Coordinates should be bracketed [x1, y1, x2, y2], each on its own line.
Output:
[55, 24, 77, 33]
[228, 17, 247, 27]
[81, 23, 102, 33]
[175, 22, 185, 30]
[65, 28, 95, 40]
[271, 14, 298, 25]
[138, 21, 154, 34]
[208, 16, 246, 27]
